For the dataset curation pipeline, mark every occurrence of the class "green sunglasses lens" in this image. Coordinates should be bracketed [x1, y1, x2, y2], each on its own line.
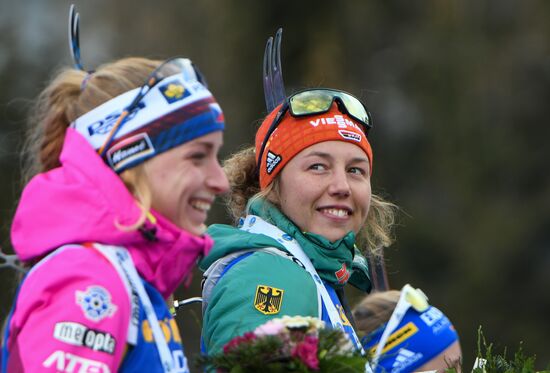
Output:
[289, 90, 334, 115]
[334, 92, 370, 127]
[289, 89, 371, 130]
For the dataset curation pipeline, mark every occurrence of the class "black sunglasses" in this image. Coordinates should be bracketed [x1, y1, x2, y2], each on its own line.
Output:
[97, 57, 208, 157]
[256, 88, 373, 167]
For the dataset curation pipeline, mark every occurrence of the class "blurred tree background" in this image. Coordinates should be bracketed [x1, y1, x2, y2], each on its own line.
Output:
[1, 0, 549, 371]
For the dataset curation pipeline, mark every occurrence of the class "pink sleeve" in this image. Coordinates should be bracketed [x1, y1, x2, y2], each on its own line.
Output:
[6, 246, 131, 372]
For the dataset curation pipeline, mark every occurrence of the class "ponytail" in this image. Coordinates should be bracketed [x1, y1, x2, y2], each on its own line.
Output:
[22, 57, 160, 182]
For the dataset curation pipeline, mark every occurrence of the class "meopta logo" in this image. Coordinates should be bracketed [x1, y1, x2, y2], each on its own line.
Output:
[43, 350, 110, 372]
[338, 130, 361, 142]
[53, 321, 116, 354]
[87, 103, 145, 136]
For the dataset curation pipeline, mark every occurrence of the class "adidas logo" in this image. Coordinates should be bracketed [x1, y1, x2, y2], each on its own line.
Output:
[266, 151, 282, 174]
[391, 348, 423, 373]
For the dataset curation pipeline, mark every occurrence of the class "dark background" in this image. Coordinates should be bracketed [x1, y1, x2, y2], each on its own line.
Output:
[1, 1, 549, 371]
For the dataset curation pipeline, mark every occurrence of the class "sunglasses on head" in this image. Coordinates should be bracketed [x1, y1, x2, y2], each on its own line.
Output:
[256, 88, 373, 166]
[97, 57, 208, 157]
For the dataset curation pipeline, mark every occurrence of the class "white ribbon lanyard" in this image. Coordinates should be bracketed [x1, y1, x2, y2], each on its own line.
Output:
[240, 215, 364, 353]
[94, 244, 176, 373]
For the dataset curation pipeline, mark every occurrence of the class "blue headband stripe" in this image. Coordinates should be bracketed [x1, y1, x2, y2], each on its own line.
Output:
[152, 109, 225, 155]
[106, 102, 224, 173]
[363, 306, 458, 373]
[73, 70, 224, 172]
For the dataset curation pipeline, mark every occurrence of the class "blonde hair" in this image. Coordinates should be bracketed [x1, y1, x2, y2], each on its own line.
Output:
[117, 164, 153, 230]
[23, 57, 161, 228]
[222, 145, 398, 257]
[352, 290, 400, 335]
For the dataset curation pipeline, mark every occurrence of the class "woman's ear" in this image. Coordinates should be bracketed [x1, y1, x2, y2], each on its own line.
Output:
[265, 178, 281, 205]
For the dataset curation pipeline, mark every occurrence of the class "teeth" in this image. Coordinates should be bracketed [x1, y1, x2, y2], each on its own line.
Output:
[191, 200, 211, 212]
[321, 208, 349, 217]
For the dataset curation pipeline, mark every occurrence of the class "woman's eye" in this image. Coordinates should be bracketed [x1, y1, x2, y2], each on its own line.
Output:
[309, 163, 327, 171]
[189, 152, 207, 161]
[348, 167, 366, 175]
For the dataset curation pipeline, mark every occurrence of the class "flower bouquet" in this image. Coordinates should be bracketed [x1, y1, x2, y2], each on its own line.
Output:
[198, 316, 368, 372]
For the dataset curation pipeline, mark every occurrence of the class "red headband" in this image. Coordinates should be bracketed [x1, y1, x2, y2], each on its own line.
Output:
[255, 103, 373, 189]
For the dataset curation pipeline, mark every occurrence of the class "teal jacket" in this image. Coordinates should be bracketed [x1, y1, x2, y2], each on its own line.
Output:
[199, 199, 371, 354]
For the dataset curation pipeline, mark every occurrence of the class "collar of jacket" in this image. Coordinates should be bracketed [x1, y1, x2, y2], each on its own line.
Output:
[248, 198, 370, 291]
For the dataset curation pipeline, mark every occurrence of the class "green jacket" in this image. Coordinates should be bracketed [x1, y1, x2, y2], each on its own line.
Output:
[200, 199, 371, 354]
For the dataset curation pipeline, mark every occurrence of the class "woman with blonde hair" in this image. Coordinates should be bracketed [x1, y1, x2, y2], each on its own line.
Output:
[200, 30, 397, 355]
[1, 7, 228, 372]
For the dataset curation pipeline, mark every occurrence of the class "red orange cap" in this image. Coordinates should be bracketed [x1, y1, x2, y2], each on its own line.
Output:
[255, 103, 373, 189]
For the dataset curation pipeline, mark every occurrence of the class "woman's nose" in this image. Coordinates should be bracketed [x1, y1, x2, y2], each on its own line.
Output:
[327, 169, 351, 197]
[207, 161, 229, 195]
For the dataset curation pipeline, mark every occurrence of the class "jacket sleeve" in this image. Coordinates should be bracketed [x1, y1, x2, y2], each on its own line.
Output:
[202, 251, 318, 355]
[5, 246, 131, 372]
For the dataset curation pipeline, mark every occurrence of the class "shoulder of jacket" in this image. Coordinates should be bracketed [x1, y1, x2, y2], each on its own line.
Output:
[201, 247, 308, 313]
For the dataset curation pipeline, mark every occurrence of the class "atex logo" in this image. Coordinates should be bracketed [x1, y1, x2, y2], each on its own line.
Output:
[54, 321, 116, 354]
[43, 350, 110, 372]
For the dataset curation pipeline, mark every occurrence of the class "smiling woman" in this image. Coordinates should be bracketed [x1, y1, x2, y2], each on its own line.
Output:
[199, 30, 397, 357]
[1, 7, 228, 372]
[144, 132, 228, 236]
[277, 141, 372, 243]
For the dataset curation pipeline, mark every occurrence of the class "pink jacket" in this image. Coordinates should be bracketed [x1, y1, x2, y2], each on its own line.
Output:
[4, 128, 212, 371]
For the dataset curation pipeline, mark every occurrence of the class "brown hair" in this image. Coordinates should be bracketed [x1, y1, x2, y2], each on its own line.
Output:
[22, 57, 161, 226]
[352, 290, 400, 335]
[222, 145, 398, 257]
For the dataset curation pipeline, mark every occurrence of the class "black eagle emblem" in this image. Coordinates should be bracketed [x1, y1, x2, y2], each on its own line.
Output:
[254, 285, 284, 315]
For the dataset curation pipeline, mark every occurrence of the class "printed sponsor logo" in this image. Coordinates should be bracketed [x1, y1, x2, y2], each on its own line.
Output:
[266, 151, 282, 174]
[75, 286, 117, 322]
[313, 274, 323, 285]
[142, 318, 182, 344]
[309, 114, 363, 132]
[43, 350, 110, 372]
[282, 252, 305, 269]
[254, 285, 284, 315]
[335, 263, 350, 284]
[369, 322, 419, 356]
[338, 130, 362, 142]
[87, 103, 145, 136]
[337, 304, 352, 327]
[54, 322, 116, 354]
[420, 307, 443, 327]
[159, 80, 190, 104]
[106, 133, 155, 171]
[172, 350, 190, 373]
[281, 234, 292, 241]
[391, 348, 423, 373]
[431, 317, 452, 335]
